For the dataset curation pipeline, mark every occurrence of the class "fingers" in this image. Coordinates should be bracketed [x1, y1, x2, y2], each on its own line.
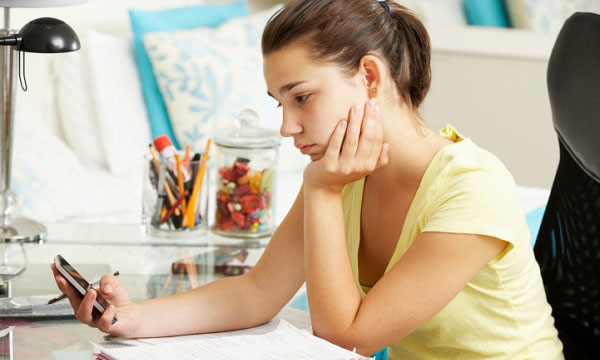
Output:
[324, 98, 387, 173]
[53, 272, 84, 314]
[51, 263, 58, 276]
[97, 304, 118, 333]
[51, 264, 122, 332]
[76, 289, 98, 325]
[324, 120, 347, 160]
[99, 274, 117, 296]
[356, 99, 379, 164]
[99, 273, 131, 307]
[340, 104, 362, 159]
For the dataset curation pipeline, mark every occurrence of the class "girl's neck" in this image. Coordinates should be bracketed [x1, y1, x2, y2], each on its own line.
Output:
[366, 103, 452, 194]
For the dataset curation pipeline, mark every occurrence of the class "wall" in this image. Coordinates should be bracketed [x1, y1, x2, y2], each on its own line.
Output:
[7, 0, 560, 188]
[423, 26, 559, 188]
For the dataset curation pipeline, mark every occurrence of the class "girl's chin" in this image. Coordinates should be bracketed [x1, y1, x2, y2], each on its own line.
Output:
[309, 153, 324, 161]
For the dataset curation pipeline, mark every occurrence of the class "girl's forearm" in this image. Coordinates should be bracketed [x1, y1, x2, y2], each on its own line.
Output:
[132, 274, 271, 338]
[303, 185, 361, 339]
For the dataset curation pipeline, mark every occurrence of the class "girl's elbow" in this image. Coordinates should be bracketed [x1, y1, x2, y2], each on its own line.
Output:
[313, 328, 380, 358]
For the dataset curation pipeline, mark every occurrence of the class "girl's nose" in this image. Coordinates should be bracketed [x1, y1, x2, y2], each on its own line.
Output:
[280, 110, 302, 137]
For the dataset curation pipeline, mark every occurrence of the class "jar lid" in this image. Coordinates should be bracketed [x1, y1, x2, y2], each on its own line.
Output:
[213, 109, 281, 149]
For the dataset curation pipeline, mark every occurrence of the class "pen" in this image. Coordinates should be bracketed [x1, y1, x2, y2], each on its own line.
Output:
[149, 144, 180, 217]
[48, 271, 120, 304]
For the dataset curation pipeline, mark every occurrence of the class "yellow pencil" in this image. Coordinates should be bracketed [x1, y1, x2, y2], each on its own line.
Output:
[175, 154, 187, 214]
[184, 139, 211, 229]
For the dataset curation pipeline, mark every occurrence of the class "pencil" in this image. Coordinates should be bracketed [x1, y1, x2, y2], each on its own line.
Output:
[160, 191, 188, 225]
[175, 154, 187, 214]
[149, 144, 180, 217]
[184, 139, 211, 229]
[47, 271, 120, 304]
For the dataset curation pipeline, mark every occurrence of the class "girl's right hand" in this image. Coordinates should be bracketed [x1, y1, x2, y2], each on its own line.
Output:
[51, 263, 141, 337]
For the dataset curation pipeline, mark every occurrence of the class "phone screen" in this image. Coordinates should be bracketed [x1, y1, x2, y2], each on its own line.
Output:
[55, 255, 112, 313]
[57, 255, 91, 291]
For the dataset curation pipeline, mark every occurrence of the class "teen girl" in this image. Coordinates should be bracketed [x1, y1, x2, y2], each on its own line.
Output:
[52, 1, 563, 358]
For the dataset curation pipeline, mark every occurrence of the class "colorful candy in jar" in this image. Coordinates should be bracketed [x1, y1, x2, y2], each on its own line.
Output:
[216, 158, 274, 232]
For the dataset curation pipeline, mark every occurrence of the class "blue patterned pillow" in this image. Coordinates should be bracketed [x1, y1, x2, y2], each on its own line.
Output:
[143, 7, 282, 152]
[506, 0, 600, 33]
[129, 1, 249, 149]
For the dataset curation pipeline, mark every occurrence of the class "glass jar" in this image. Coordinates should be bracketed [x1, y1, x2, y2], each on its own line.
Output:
[142, 150, 209, 243]
[212, 109, 280, 238]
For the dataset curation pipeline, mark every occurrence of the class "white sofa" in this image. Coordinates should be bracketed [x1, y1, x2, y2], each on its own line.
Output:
[9, 0, 554, 229]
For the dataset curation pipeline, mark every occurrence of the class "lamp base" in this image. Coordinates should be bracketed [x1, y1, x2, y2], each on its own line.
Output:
[0, 217, 46, 243]
[0, 265, 23, 277]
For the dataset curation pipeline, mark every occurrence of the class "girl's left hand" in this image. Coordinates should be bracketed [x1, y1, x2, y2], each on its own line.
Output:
[303, 99, 389, 193]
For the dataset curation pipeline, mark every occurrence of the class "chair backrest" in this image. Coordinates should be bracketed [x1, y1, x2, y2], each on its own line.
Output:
[534, 12, 600, 360]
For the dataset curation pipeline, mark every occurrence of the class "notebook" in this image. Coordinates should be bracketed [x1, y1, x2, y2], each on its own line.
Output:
[92, 308, 369, 359]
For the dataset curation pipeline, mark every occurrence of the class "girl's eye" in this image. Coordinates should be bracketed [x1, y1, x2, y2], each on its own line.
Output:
[275, 94, 309, 108]
[296, 94, 310, 103]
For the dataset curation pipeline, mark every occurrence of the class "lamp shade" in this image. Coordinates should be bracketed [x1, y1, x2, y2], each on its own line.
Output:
[0, 0, 86, 7]
[18, 17, 80, 53]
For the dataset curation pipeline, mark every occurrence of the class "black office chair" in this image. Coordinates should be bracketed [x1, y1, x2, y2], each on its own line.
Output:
[533, 12, 600, 360]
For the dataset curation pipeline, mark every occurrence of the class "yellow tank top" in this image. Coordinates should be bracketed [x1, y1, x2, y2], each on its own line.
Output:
[341, 125, 563, 359]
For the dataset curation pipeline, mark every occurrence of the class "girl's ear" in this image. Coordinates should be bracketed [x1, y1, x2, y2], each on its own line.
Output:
[358, 54, 385, 99]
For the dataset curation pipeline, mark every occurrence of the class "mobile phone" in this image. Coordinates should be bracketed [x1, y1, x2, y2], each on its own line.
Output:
[54, 255, 117, 324]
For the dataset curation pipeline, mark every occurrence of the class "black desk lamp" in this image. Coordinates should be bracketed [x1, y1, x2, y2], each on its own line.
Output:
[0, 10, 80, 249]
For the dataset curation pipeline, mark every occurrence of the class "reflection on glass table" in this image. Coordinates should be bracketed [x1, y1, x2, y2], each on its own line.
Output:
[0, 236, 275, 360]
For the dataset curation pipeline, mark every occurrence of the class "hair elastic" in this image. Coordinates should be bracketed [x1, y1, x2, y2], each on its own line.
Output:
[378, 0, 390, 13]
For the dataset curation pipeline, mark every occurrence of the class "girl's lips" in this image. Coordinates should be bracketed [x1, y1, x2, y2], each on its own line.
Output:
[300, 144, 314, 154]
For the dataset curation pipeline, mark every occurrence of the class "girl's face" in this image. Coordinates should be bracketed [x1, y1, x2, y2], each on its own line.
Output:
[264, 43, 369, 161]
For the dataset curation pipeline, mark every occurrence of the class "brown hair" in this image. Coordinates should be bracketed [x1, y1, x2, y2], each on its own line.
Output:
[261, 0, 432, 109]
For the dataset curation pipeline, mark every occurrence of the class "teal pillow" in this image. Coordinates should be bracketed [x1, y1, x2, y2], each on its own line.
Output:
[464, 0, 511, 28]
[526, 205, 546, 247]
[289, 292, 309, 312]
[129, 0, 249, 149]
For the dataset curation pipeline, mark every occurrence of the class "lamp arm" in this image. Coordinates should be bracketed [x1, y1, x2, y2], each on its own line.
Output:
[0, 34, 20, 47]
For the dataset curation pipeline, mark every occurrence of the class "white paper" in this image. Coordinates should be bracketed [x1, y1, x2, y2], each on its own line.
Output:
[97, 320, 367, 360]
[119, 307, 312, 346]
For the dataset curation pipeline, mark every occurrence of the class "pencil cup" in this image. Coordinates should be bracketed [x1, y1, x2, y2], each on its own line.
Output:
[142, 151, 209, 241]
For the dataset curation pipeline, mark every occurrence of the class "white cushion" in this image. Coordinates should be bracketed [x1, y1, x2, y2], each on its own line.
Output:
[86, 31, 152, 175]
[393, 0, 467, 27]
[11, 106, 141, 222]
[143, 6, 309, 174]
[419, 0, 467, 27]
[53, 47, 107, 169]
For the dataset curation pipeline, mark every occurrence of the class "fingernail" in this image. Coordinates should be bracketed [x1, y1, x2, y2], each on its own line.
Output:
[375, 105, 381, 116]
[369, 99, 376, 110]
[340, 121, 347, 130]
[352, 105, 358, 115]
[104, 284, 113, 294]
[88, 289, 96, 298]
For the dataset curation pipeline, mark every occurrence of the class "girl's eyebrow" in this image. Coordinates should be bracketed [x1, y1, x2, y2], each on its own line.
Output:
[267, 81, 307, 98]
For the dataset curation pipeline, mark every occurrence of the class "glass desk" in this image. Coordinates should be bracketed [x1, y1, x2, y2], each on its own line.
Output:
[0, 222, 278, 360]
